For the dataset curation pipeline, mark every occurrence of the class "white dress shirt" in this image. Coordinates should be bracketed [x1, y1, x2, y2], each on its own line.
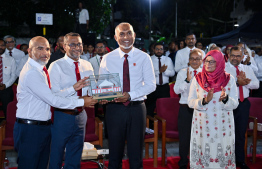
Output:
[225, 62, 259, 99]
[80, 54, 88, 61]
[174, 66, 202, 104]
[5, 48, 25, 67]
[175, 46, 205, 73]
[151, 55, 175, 85]
[16, 58, 84, 121]
[16, 54, 29, 77]
[165, 51, 170, 57]
[254, 56, 262, 81]
[0, 53, 16, 88]
[81, 51, 93, 61]
[89, 55, 103, 76]
[79, 9, 89, 24]
[99, 47, 156, 101]
[48, 55, 94, 97]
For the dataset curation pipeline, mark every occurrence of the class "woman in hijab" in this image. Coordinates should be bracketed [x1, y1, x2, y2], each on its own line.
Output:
[224, 45, 233, 62]
[188, 50, 239, 169]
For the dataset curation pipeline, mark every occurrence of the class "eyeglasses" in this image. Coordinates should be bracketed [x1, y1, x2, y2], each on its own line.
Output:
[95, 46, 104, 49]
[6, 41, 14, 44]
[155, 48, 163, 51]
[230, 54, 242, 59]
[204, 60, 216, 65]
[189, 58, 201, 61]
[67, 43, 83, 48]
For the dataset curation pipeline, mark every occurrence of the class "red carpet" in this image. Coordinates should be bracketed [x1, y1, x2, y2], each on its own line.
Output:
[10, 155, 262, 169]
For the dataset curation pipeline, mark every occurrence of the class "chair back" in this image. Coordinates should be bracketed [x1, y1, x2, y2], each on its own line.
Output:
[169, 83, 179, 98]
[156, 97, 180, 131]
[5, 101, 18, 138]
[248, 97, 262, 123]
[85, 107, 95, 134]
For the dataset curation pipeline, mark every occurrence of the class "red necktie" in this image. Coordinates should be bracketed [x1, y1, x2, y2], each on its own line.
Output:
[235, 66, 244, 102]
[158, 57, 163, 85]
[9, 51, 12, 56]
[194, 70, 197, 76]
[43, 67, 51, 89]
[123, 54, 130, 106]
[74, 62, 83, 112]
[0, 56, 3, 84]
[100, 56, 103, 63]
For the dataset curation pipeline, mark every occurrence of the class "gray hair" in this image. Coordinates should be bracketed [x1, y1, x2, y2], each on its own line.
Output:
[115, 22, 134, 35]
[3, 35, 15, 42]
[64, 32, 81, 44]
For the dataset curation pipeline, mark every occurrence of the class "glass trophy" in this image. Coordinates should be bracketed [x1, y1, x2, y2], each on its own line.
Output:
[87, 73, 123, 101]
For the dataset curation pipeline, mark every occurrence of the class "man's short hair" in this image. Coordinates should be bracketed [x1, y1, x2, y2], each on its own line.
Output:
[236, 42, 246, 49]
[0, 39, 6, 45]
[3, 35, 15, 42]
[168, 41, 176, 46]
[115, 22, 134, 35]
[189, 48, 203, 58]
[20, 44, 28, 50]
[185, 33, 195, 39]
[56, 35, 64, 43]
[95, 41, 105, 48]
[64, 32, 81, 44]
[230, 46, 244, 55]
[154, 42, 164, 49]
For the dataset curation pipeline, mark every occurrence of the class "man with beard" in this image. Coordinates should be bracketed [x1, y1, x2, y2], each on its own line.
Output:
[14, 36, 97, 169]
[145, 42, 174, 127]
[225, 46, 259, 169]
[175, 33, 205, 73]
[99, 22, 156, 169]
[0, 39, 16, 119]
[20, 44, 28, 55]
[4, 35, 25, 67]
[48, 32, 97, 169]
[46, 36, 65, 68]
[89, 41, 106, 75]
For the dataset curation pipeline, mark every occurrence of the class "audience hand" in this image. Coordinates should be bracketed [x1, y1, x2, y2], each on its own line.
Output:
[0, 84, 6, 90]
[205, 88, 214, 103]
[186, 67, 192, 82]
[219, 86, 227, 102]
[159, 64, 168, 73]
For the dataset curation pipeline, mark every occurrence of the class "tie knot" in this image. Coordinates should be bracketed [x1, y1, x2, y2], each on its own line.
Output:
[74, 62, 79, 67]
[235, 65, 239, 70]
[43, 66, 48, 72]
[124, 54, 128, 59]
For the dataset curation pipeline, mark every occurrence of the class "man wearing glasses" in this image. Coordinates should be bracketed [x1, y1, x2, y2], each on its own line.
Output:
[174, 49, 203, 169]
[225, 46, 259, 169]
[145, 42, 174, 127]
[4, 35, 25, 68]
[48, 32, 97, 169]
[89, 41, 106, 76]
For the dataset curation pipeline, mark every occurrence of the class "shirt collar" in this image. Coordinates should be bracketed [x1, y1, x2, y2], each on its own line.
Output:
[64, 54, 80, 66]
[228, 62, 242, 69]
[28, 57, 45, 71]
[186, 46, 196, 51]
[0, 53, 5, 58]
[118, 47, 134, 59]
[189, 66, 201, 72]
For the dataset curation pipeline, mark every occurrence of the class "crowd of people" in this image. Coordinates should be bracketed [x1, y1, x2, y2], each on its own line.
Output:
[0, 21, 262, 169]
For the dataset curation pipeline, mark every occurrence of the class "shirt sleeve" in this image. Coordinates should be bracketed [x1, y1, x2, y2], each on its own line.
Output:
[163, 57, 175, 77]
[48, 62, 76, 97]
[245, 66, 259, 90]
[5, 58, 17, 88]
[25, 70, 84, 109]
[175, 51, 182, 72]
[85, 9, 89, 20]
[249, 56, 258, 74]
[220, 75, 239, 110]
[174, 69, 190, 94]
[187, 78, 208, 110]
[128, 56, 156, 100]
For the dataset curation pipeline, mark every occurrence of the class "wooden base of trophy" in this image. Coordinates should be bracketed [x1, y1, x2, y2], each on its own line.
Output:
[93, 92, 123, 101]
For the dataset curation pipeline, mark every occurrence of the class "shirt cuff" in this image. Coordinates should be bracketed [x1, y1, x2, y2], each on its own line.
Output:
[128, 92, 135, 101]
[68, 86, 76, 95]
[77, 98, 85, 107]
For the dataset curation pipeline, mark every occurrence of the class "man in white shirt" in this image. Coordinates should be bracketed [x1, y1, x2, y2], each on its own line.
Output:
[4, 35, 25, 68]
[81, 43, 94, 61]
[146, 42, 174, 127]
[174, 49, 203, 169]
[99, 22, 156, 169]
[0, 39, 16, 119]
[46, 36, 65, 69]
[48, 32, 97, 169]
[253, 52, 262, 97]
[13, 36, 97, 169]
[175, 33, 205, 73]
[89, 41, 106, 76]
[225, 46, 259, 169]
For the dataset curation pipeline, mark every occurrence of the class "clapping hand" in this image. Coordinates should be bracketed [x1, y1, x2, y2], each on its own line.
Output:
[205, 88, 214, 103]
[219, 86, 227, 102]
[186, 67, 192, 82]
[159, 64, 168, 73]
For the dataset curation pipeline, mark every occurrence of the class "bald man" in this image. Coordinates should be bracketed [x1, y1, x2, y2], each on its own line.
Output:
[100, 23, 156, 169]
[13, 36, 97, 169]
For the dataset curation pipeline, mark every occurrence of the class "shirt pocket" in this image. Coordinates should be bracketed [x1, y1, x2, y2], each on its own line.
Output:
[3, 66, 11, 75]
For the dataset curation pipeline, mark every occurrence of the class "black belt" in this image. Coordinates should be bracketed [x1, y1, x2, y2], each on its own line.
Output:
[55, 108, 83, 115]
[16, 118, 52, 125]
[180, 104, 189, 108]
[110, 101, 144, 106]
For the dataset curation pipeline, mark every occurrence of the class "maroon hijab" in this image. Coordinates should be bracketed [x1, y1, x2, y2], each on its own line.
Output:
[224, 45, 233, 62]
[195, 50, 230, 93]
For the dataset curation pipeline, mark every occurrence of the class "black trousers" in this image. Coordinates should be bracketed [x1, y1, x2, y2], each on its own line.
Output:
[146, 84, 170, 120]
[178, 104, 194, 168]
[233, 98, 250, 163]
[106, 102, 146, 169]
[0, 86, 13, 119]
